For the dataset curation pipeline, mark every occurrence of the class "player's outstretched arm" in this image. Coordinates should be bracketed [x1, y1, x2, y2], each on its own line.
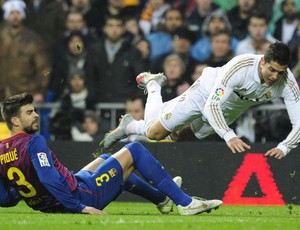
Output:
[226, 137, 251, 153]
[82, 206, 107, 215]
[264, 148, 285, 160]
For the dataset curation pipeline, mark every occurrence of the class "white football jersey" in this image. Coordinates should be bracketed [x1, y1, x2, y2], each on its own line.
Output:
[201, 54, 300, 155]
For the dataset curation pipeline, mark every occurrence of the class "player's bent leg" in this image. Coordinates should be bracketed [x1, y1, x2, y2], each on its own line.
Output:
[124, 142, 222, 215]
[111, 147, 135, 180]
[146, 119, 170, 140]
[156, 176, 182, 214]
[80, 153, 110, 171]
[124, 142, 192, 204]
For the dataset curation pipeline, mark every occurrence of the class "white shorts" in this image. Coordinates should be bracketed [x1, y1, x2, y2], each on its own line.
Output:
[158, 66, 231, 140]
[158, 79, 210, 137]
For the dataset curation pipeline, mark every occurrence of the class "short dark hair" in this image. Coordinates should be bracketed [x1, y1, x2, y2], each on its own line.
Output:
[125, 94, 145, 108]
[1, 92, 33, 130]
[264, 41, 291, 66]
[249, 11, 269, 25]
[104, 14, 124, 25]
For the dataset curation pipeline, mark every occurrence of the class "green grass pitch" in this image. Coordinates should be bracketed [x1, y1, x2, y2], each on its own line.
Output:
[1, 201, 300, 230]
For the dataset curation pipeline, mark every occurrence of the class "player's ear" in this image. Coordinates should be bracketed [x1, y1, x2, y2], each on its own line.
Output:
[260, 57, 265, 64]
[11, 117, 20, 127]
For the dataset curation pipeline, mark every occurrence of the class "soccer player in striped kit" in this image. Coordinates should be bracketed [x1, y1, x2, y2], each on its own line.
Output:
[103, 41, 300, 159]
[0, 92, 222, 215]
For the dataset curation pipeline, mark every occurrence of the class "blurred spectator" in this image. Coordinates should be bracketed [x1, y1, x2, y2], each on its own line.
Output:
[190, 9, 239, 62]
[48, 31, 90, 101]
[161, 54, 188, 101]
[255, 39, 272, 54]
[190, 62, 208, 82]
[125, 94, 146, 120]
[23, 0, 65, 62]
[147, 8, 185, 60]
[71, 110, 105, 142]
[122, 94, 149, 143]
[60, 68, 94, 114]
[139, 0, 170, 35]
[0, 0, 49, 102]
[203, 30, 233, 67]
[85, 15, 148, 103]
[62, 10, 98, 48]
[171, 0, 196, 15]
[269, 0, 300, 35]
[236, 12, 276, 55]
[254, 0, 275, 22]
[151, 27, 198, 83]
[49, 69, 95, 140]
[273, 0, 299, 44]
[97, 0, 141, 36]
[226, 0, 256, 40]
[186, 0, 220, 39]
[135, 38, 151, 66]
[124, 16, 145, 45]
[212, 0, 236, 11]
[69, 0, 101, 35]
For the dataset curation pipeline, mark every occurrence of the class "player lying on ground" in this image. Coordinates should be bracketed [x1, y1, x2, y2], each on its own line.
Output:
[0, 93, 222, 215]
[100, 41, 300, 159]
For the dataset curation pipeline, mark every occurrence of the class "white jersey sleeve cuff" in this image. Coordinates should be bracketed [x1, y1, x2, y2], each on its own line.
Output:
[223, 130, 237, 143]
[276, 144, 289, 156]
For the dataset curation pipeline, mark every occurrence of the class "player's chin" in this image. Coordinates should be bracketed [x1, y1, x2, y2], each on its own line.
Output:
[31, 123, 40, 132]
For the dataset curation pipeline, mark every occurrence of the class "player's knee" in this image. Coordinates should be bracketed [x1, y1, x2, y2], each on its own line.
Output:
[146, 121, 169, 140]
[127, 142, 146, 161]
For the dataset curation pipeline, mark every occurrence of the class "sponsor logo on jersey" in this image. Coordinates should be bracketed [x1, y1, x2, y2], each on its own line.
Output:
[109, 168, 118, 177]
[37, 152, 50, 167]
[215, 88, 224, 97]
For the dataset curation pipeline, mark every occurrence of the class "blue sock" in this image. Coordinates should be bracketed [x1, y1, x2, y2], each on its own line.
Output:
[125, 173, 166, 205]
[100, 153, 165, 205]
[125, 142, 192, 206]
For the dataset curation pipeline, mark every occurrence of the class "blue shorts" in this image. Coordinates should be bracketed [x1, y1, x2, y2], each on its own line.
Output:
[74, 156, 124, 210]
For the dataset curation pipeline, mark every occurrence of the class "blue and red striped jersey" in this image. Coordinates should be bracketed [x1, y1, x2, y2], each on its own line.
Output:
[0, 133, 85, 213]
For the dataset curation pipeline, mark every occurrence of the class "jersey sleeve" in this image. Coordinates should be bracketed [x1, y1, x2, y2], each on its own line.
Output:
[0, 179, 22, 207]
[203, 64, 246, 142]
[27, 135, 85, 213]
[277, 72, 300, 155]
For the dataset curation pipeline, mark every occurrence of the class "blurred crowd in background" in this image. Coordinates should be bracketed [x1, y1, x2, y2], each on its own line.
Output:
[0, 0, 299, 143]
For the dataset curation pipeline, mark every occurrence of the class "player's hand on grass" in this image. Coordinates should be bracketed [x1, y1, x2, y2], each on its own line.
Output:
[264, 148, 285, 159]
[82, 206, 107, 215]
[227, 137, 251, 153]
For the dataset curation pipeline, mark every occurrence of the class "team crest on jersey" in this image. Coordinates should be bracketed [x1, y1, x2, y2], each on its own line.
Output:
[37, 152, 50, 167]
[215, 88, 224, 97]
[264, 91, 272, 99]
[109, 168, 118, 177]
[164, 112, 172, 120]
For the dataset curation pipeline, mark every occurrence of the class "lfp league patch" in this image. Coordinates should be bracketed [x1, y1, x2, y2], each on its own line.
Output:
[215, 88, 224, 97]
[37, 152, 50, 167]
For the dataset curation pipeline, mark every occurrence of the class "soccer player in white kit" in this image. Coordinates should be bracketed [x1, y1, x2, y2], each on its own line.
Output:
[101, 41, 300, 160]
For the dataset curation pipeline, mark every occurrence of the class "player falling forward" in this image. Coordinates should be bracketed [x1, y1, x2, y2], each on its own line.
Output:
[100, 41, 300, 159]
[0, 93, 222, 215]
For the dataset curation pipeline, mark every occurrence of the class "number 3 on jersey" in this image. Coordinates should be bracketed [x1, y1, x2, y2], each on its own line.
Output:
[7, 167, 37, 198]
[95, 173, 110, 187]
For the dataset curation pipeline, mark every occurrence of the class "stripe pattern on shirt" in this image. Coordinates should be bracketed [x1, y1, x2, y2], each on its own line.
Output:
[222, 58, 255, 86]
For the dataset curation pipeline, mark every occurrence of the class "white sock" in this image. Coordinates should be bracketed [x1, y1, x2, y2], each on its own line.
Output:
[126, 120, 146, 135]
[145, 81, 163, 131]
